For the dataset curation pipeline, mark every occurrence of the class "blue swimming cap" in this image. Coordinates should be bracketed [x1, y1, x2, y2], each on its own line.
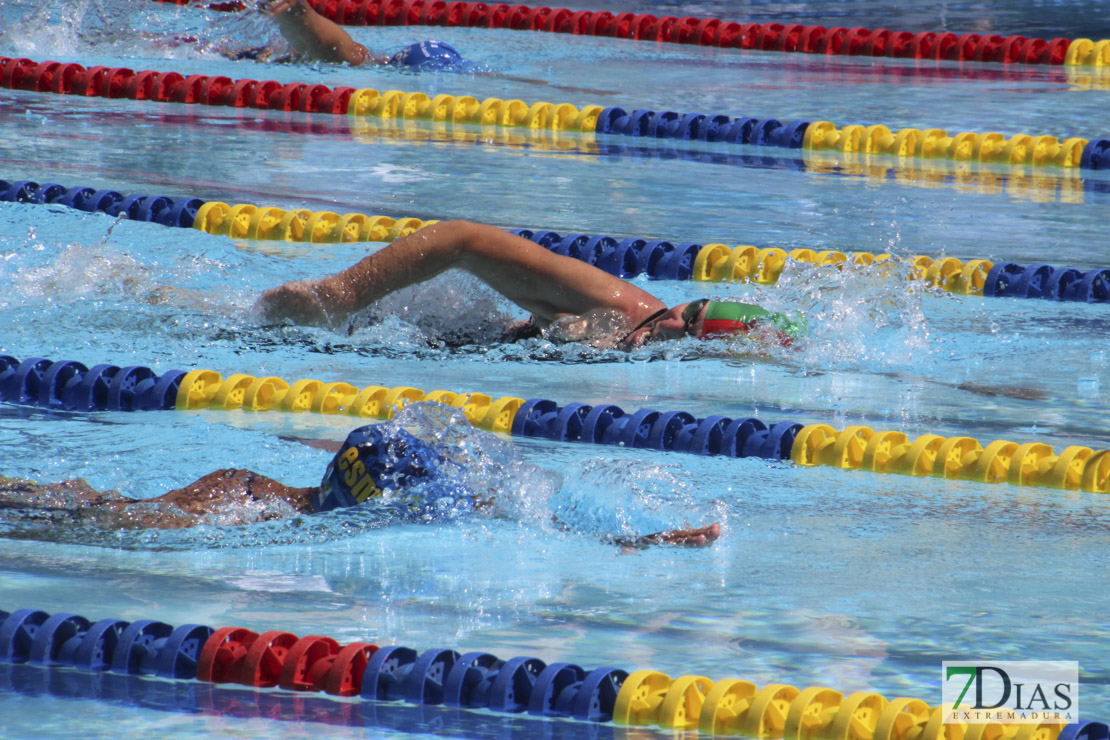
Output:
[388, 40, 463, 70]
[315, 425, 475, 521]
[315, 425, 441, 512]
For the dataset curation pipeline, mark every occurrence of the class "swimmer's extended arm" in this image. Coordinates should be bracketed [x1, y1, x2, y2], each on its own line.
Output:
[262, 0, 383, 65]
[0, 471, 316, 530]
[547, 513, 721, 549]
[613, 522, 721, 549]
[254, 220, 666, 328]
[144, 469, 317, 521]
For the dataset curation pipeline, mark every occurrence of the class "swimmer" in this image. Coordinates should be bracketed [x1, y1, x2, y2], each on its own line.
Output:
[254, 219, 804, 349]
[262, 0, 381, 65]
[256, 0, 616, 94]
[0, 424, 720, 548]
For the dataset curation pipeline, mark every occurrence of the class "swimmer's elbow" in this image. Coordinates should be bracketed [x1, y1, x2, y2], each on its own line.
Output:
[347, 42, 370, 66]
[421, 219, 481, 243]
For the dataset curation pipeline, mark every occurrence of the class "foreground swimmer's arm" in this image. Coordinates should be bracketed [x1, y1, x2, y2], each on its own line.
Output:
[262, 0, 385, 65]
[0, 470, 315, 530]
[0, 471, 719, 547]
[254, 220, 667, 330]
[612, 523, 721, 549]
[482, 71, 619, 97]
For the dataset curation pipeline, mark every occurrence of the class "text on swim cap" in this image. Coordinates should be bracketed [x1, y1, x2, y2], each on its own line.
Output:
[338, 446, 383, 503]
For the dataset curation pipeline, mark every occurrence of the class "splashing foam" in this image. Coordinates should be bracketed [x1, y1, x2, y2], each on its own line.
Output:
[390, 402, 562, 527]
[1, 0, 286, 62]
[347, 270, 527, 347]
[173, 5, 290, 62]
[4, 0, 159, 57]
[1, 0, 83, 56]
[5, 221, 201, 309]
[11, 237, 143, 301]
[749, 258, 935, 372]
[352, 403, 719, 541]
[548, 457, 724, 540]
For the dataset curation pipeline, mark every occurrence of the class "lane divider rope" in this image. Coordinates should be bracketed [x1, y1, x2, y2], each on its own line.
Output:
[144, 0, 1110, 69]
[3, 55, 1110, 171]
[1, 606, 1102, 738]
[2, 356, 1108, 493]
[4, 177, 1109, 304]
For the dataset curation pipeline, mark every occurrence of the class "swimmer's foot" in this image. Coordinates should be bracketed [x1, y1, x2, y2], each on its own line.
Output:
[615, 523, 721, 549]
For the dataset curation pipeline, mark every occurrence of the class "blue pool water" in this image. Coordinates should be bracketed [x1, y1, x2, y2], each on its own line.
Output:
[1, 0, 1109, 737]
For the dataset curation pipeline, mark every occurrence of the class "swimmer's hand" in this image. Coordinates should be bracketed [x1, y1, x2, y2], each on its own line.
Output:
[253, 280, 333, 326]
[615, 522, 721, 549]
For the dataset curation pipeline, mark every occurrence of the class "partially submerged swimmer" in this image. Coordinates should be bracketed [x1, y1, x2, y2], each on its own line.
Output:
[252, 0, 614, 94]
[261, 0, 382, 66]
[256, 0, 488, 68]
[254, 219, 804, 350]
[0, 423, 719, 547]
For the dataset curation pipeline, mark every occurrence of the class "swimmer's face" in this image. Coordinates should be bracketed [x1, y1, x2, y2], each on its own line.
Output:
[623, 301, 708, 347]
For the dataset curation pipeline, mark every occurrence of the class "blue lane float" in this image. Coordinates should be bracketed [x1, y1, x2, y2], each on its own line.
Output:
[596, 108, 811, 148]
[509, 229, 702, 280]
[510, 397, 800, 459]
[0, 607, 210, 679]
[0, 178, 201, 227]
[984, 262, 1110, 301]
[0, 356, 185, 412]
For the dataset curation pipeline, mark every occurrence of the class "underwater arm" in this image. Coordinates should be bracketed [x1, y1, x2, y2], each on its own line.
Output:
[262, 0, 378, 65]
[610, 522, 721, 549]
[482, 72, 617, 97]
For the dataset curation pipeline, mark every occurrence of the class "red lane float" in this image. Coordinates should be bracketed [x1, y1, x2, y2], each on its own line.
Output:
[292, 0, 1080, 66]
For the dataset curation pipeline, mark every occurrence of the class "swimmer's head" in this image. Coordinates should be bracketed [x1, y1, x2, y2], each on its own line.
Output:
[388, 40, 463, 69]
[314, 425, 440, 512]
[622, 299, 805, 347]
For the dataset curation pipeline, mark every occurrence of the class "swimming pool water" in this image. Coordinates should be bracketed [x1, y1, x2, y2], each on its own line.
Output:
[1, 0, 1109, 737]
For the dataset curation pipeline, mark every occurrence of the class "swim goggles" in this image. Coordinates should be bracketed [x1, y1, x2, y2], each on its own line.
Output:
[681, 298, 710, 336]
[620, 298, 709, 346]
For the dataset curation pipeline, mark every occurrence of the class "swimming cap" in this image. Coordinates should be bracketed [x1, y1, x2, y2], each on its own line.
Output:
[697, 301, 806, 343]
[315, 425, 443, 512]
[388, 41, 464, 70]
